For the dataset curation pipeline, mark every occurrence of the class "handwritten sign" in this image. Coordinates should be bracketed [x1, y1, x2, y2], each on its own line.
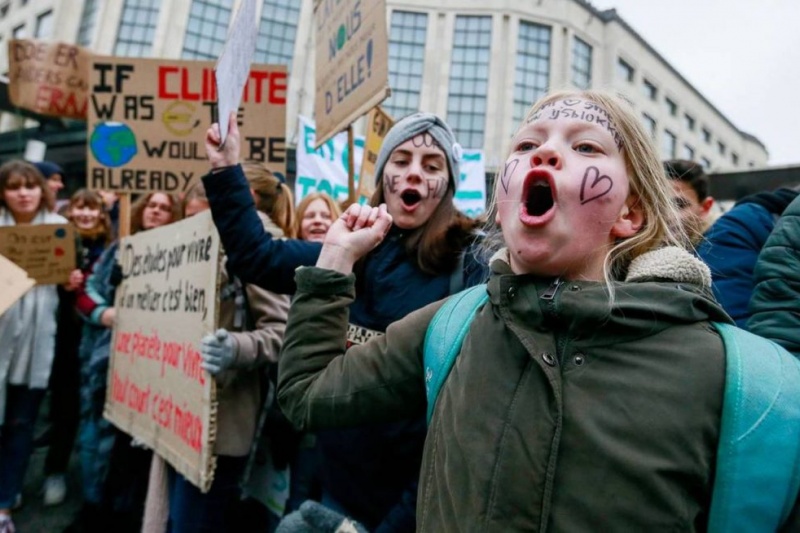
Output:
[0, 224, 75, 285]
[105, 211, 220, 491]
[314, 0, 390, 147]
[7, 39, 90, 119]
[215, 0, 259, 145]
[0, 254, 35, 317]
[358, 106, 393, 200]
[87, 57, 287, 193]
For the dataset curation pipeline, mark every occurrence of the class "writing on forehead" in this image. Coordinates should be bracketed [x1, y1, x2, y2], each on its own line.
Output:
[410, 132, 442, 151]
[527, 99, 623, 150]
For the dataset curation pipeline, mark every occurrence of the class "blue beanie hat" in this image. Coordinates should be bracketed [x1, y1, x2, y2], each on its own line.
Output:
[374, 112, 463, 192]
[33, 161, 63, 179]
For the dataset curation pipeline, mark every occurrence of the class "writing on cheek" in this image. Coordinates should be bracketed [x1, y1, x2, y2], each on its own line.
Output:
[383, 172, 402, 194]
[499, 158, 519, 194]
[580, 166, 614, 205]
[425, 178, 447, 199]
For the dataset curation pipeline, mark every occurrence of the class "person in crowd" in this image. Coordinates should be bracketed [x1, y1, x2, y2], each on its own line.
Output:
[272, 90, 784, 530]
[0, 160, 73, 533]
[40, 189, 113, 507]
[663, 159, 719, 245]
[242, 161, 296, 238]
[67, 192, 180, 533]
[294, 192, 341, 243]
[698, 186, 798, 328]
[203, 112, 486, 531]
[33, 160, 65, 199]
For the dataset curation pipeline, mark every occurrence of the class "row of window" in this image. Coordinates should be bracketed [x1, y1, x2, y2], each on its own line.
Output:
[2, 8, 52, 41]
[644, 113, 744, 170]
[0, 0, 28, 21]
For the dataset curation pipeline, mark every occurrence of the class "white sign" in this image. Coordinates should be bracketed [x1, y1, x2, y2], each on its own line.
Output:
[455, 151, 487, 218]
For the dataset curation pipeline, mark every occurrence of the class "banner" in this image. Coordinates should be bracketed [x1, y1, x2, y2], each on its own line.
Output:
[358, 106, 393, 200]
[106, 211, 220, 491]
[296, 116, 486, 217]
[314, 0, 390, 147]
[0, 254, 35, 317]
[0, 223, 75, 285]
[87, 57, 287, 193]
[7, 39, 90, 119]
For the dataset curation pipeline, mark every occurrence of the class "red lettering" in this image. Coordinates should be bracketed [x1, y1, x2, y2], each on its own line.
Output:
[158, 66, 180, 99]
[269, 71, 287, 104]
[111, 371, 128, 403]
[180, 68, 200, 101]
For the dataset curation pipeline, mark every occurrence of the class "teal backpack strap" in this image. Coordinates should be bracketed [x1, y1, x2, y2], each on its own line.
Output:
[708, 322, 800, 532]
[423, 284, 488, 424]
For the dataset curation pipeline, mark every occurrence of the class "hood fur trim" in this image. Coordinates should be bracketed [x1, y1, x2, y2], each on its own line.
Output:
[626, 246, 711, 288]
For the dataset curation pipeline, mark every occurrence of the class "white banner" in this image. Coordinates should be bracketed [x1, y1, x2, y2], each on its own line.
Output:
[295, 116, 486, 217]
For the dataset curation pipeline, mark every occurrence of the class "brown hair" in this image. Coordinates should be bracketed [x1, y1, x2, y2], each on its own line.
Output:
[294, 192, 342, 240]
[67, 188, 112, 244]
[242, 161, 295, 237]
[0, 159, 55, 213]
[130, 192, 181, 234]
[182, 180, 210, 214]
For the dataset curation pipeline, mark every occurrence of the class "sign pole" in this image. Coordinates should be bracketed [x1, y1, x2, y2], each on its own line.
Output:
[118, 194, 131, 238]
[347, 125, 356, 205]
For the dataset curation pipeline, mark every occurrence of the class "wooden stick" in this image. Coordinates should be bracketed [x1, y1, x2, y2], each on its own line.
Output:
[347, 125, 356, 205]
[118, 193, 132, 238]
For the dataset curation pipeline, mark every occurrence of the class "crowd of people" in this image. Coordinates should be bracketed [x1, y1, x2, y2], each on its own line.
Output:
[0, 88, 799, 533]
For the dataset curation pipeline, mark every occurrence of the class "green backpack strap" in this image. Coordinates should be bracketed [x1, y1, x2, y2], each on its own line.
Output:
[708, 322, 800, 532]
[423, 284, 488, 424]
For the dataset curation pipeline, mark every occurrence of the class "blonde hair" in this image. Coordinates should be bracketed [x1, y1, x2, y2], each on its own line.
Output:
[67, 188, 112, 244]
[294, 192, 342, 241]
[241, 161, 295, 238]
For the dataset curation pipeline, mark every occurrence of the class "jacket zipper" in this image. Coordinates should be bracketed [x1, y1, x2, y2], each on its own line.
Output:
[540, 277, 562, 300]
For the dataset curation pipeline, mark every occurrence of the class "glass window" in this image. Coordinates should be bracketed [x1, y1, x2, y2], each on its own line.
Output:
[641, 112, 656, 139]
[181, 0, 232, 60]
[642, 79, 657, 101]
[571, 36, 592, 89]
[384, 11, 427, 119]
[683, 144, 694, 160]
[684, 113, 695, 131]
[254, 0, 300, 68]
[732, 152, 739, 166]
[664, 97, 677, 116]
[447, 15, 491, 149]
[0, 3, 9, 19]
[662, 129, 677, 158]
[717, 140, 726, 155]
[12, 23, 25, 38]
[35, 10, 53, 39]
[77, 0, 98, 47]
[513, 20, 551, 125]
[702, 127, 711, 144]
[114, 0, 159, 57]
[617, 57, 634, 82]
[701, 157, 711, 170]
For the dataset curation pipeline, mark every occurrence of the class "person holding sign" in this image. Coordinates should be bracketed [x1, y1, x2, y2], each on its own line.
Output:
[203, 113, 486, 531]
[0, 160, 69, 533]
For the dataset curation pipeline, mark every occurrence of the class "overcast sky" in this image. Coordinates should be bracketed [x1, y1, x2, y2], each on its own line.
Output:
[590, 0, 800, 167]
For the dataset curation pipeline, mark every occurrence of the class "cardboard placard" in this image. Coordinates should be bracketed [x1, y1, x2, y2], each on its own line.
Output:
[87, 57, 287, 193]
[0, 224, 75, 285]
[358, 106, 393, 200]
[314, 0, 390, 147]
[0, 254, 35, 317]
[7, 39, 90, 119]
[105, 211, 220, 492]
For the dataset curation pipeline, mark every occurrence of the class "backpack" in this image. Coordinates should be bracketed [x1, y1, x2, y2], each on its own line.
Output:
[423, 284, 800, 533]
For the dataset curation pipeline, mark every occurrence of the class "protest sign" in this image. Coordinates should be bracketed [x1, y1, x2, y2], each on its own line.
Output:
[87, 57, 287, 193]
[0, 224, 75, 285]
[455, 151, 487, 218]
[7, 39, 90, 120]
[215, 0, 258, 145]
[0, 254, 35, 317]
[105, 211, 220, 491]
[357, 106, 393, 200]
[314, 0, 390, 147]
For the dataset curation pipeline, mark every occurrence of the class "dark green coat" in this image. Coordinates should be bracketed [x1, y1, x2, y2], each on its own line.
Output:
[279, 249, 734, 531]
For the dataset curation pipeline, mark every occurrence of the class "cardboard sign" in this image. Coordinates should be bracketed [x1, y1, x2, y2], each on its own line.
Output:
[0, 224, 75, 285]
[0, 254, 35, 317]
[7, 39, 90, 119]
[215, 0, 259, 145]
[87, 57, 287, 193]
[105, 211, 220, 491]
[314, 0, 390, 147]
[358, 106, 393, 200]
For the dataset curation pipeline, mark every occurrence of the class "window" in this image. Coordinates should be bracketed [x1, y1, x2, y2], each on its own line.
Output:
[19, 0, 26, 5]
[383, 11, 428, 119]
[114, 0, 159, 57]
[0, 4, 9, 19]
[513, 20, 551, 124]
[717, 140, 726, 155]
[182, 0, 232, 60]
[749, 161, 755, 168]
[702, 127, 711, 144]
[642, 79, 657, 101]
[641, 112, 656, 139]
[617, 57, 634, 82]
[701, 157, 711, 170]
[255, 0, 301, 68]
[683, 144, 695, 160]
[77, 0, 98, 47]
[684, 113, 695, 131]
[447, 15, 491, 149]
[35, 10, 53, 39]
[664, 97, 677, 116]
[12, 23, 25, 38]
[662, 129, 677, 158]
[732, 152, 739, 166]
[571, 36, 592, 89]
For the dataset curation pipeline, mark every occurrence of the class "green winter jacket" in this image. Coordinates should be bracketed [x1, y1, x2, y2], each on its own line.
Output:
[278, 247, 734, 531]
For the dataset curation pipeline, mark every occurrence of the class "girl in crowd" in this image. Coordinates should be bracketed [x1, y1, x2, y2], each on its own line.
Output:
[0, 161, 70, 533]
[203, 113, 485, 531]
[42, 189, 113, 507]
[274, 90, 775, 530]
[294, 192, 341, 243]
[70, 192, 180, 533]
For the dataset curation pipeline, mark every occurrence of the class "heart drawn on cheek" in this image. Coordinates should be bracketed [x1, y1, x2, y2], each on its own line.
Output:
[500, 159, 519, 194]
[580, 166, 614, 205]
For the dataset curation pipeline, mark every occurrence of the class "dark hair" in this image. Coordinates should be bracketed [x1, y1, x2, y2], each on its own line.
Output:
[0, 159, 55, 213]
[68, 188, 113, 244]
[130, 192, 181, 234]
[663, 159, 709, 201]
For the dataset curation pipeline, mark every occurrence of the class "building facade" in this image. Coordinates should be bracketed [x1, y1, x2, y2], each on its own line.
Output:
[0, 0, 769, 172]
